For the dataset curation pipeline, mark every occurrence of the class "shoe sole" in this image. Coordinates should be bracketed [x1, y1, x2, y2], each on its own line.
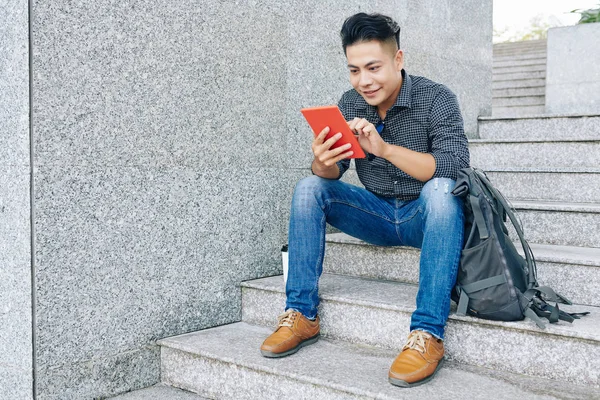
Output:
[260, 333, 320, 358]
[388, 358, 444, 388]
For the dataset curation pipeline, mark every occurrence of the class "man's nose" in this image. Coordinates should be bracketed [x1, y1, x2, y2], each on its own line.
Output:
[359, 72, 373, 87]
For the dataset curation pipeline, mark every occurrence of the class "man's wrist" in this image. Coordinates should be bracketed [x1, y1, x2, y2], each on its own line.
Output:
[312, 160, 329, 175]
[380, 142, 393, 160]
[312, 159, 340, 179]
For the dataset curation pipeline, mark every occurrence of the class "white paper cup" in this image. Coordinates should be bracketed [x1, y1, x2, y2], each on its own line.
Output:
[281, 244, 288, 285]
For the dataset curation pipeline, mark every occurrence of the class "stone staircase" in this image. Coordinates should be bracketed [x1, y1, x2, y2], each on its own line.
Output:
[119, 114, 600, 399]
[493, 39, 547, 117]
[110, 43, 600, 400]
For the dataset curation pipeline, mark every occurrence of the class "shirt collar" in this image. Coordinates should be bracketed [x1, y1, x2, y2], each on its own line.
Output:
[353, 69, 412, 115]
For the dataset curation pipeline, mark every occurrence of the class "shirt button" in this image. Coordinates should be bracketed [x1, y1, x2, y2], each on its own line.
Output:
[394, 181, 398, 184]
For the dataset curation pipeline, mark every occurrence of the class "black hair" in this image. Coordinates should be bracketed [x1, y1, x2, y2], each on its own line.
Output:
[340, 13, 401, 54]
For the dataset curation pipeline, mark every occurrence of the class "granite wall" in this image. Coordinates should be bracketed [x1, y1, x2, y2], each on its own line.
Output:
[546, 23, 600, 115]
[26, 0, 491, 398]
[0, 0, 33, 398]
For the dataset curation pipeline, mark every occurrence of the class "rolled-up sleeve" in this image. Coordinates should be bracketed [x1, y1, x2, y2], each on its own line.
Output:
[429, 88, 470, 180]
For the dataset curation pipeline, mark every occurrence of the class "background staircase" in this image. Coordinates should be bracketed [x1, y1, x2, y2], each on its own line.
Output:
[111, 42, 600, 399]
[492, 39, 547, 117]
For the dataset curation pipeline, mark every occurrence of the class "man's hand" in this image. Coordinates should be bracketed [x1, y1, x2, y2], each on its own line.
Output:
[312, 127, 354, 170]
[348, 118, 388, 158]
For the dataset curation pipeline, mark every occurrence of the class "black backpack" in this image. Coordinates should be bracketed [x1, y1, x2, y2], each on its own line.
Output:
[450, 167, 588, 328]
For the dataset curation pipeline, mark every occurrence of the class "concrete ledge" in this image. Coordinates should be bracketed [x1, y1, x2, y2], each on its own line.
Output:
[508, 201, 600, 248]
[159, 322, 600, 398]
[108, 383, 208, 399]
[478, 114, 600, 140]
[470, 140, 600, 170]
[322, 233, 600, 306]
[484, 169, 600, 203]
[325, 233, 600, 267]
[492, 105, 546, 117]
[241, 275, 600, 386]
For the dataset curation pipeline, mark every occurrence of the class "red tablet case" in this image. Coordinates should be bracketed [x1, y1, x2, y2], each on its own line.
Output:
[300, 105, 366, 159]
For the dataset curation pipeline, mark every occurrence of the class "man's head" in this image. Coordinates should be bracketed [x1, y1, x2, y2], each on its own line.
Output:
[340, 13, 404, 112]
[340, 12, 400, 55]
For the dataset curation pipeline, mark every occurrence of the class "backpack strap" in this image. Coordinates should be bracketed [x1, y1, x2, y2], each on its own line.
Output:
[532, 301, 574, 323]
[456, 274, 507, 316]
[523, 307, 548, 329]
[469, 194, 489, 240]
[521, 290, 589, 328]
[473, 169, 537, 288]
[535, 285, 573, 305]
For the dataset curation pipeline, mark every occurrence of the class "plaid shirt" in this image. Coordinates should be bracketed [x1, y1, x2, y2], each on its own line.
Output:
[337, 70, 470, 201]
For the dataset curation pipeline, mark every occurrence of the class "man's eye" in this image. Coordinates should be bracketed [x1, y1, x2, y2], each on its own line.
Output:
[370, 66, 380, 71]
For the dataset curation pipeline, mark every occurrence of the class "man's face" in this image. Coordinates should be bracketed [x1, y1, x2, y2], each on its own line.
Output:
[346, 40, 404, 111]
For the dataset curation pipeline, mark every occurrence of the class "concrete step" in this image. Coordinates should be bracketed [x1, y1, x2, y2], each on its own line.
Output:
[493, 86, 545, 98]
[492, 78, 546, 89]
[484, 168, 600, 203]
[478, 114, 600, 140]
[158, 321, 600, 400]
[469, 138, 599, 169]
[241, 274, 600, 387]
[108, 383, 209, 399]
[493, 39, 547, 50]
[494, 39, 546, 46]
[492, 105, 546, 117]
[509, 200, 600, 248]
[493, 47, 546, 56]
[493, 70, 546, 81]
[493, 47, 547, 55]
[492, 95, 545, 107]
[493, 53, 547, 63]
[493, 59, 546, 69]
[493, 50, 546, 58]
[322, 233, 600, 306]
[493, 64, 546, 74]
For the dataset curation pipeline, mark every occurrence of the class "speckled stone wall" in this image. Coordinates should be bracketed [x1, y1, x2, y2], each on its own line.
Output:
[29, 0, 491, 398]
[546, 24, 600, 115]
[0, 1, 33, 399]
[30, 1, 298, 398]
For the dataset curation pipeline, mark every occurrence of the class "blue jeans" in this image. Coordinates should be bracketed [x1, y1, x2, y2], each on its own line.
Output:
[285, 175, 464, 340]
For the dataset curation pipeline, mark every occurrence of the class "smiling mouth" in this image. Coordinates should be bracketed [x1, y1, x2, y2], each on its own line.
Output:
[362, 88, 380, 96]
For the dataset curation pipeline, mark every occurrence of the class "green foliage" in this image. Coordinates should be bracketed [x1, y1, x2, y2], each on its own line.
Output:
[571, 3, 600, 24]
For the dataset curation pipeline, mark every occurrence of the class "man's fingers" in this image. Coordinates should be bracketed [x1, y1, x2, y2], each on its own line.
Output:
[329, 143, 352, 156]
[326, 150, 354, 165]
[317, 143, 352, 163]
[355, 118, 371, 132]
[349, 118, 373, 136]
[321, 151, 354, 166]
[317, 143, 352, 165]
[314, 126, 330, 144]
[348, 118, 360, 133]
[322, 132, 342, 148]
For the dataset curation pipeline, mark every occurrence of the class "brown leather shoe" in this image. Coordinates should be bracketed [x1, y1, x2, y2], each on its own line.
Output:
[260, 310, 320, 358]
[388, 330, 444, 387]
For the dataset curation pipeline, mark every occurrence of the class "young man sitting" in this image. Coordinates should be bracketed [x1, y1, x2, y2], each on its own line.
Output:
[261, 12, 469, 388]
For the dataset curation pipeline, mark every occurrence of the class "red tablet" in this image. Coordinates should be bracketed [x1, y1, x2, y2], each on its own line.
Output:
[300, 105, 366, 159]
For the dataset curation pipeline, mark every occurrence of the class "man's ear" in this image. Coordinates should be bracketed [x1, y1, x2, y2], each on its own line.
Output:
[395, 50, 404, 71]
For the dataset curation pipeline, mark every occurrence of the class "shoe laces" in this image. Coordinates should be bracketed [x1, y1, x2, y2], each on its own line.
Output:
[277, 310, 298, 328]
[402, 330, 432, 354]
